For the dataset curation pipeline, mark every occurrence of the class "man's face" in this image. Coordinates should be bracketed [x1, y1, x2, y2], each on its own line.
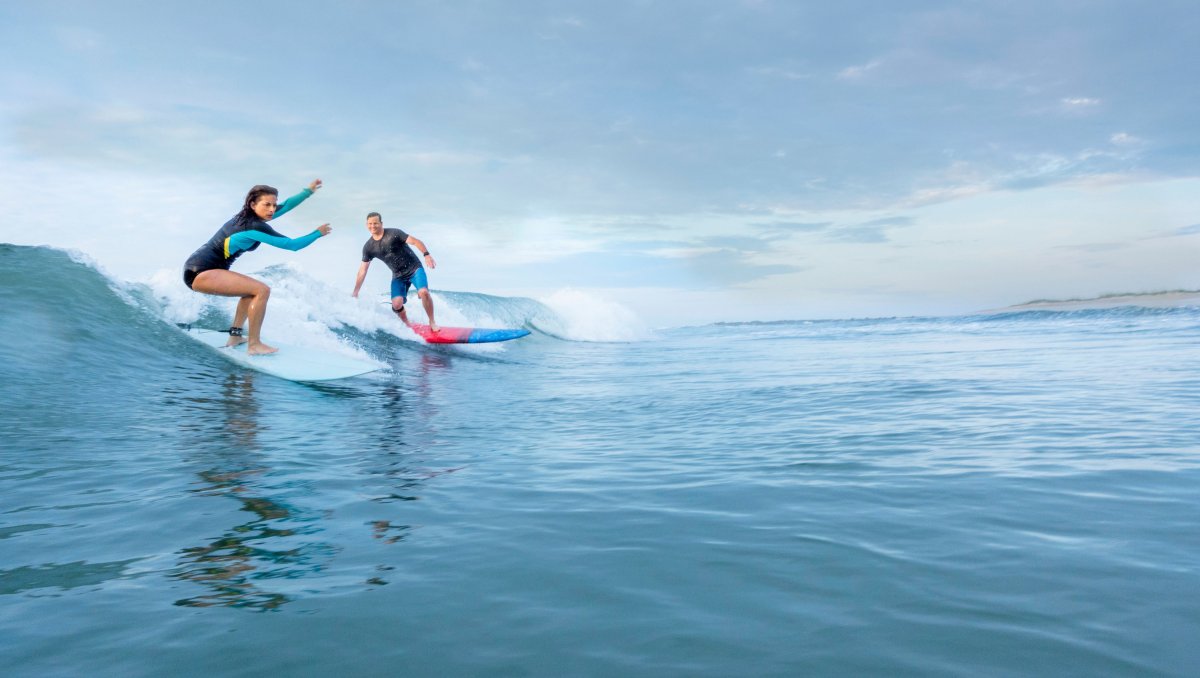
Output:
[366, 216, 383, 237]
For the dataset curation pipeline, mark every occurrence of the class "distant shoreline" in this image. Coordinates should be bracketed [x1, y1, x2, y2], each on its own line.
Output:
[992, 290, 1200, 312]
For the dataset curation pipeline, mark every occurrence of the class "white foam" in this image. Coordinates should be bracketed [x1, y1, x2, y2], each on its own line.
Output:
[145, 267, 209, 324]
[142, 263, 388, 363]
[537, 288, 652, 342]
[129, 262, 644, 350]
[140, 263, 536, 357]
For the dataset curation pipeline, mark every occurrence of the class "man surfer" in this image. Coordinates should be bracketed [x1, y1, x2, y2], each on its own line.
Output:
[183, 180, 331, 355]
[351, 212, 439, 331]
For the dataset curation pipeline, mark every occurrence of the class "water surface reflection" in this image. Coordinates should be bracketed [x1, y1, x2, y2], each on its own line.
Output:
[161, 349, 473, 607]
[170, 372, 329, 611]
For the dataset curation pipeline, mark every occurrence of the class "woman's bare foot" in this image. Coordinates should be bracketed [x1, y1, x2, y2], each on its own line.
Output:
[247, 341, 278, 355]
[226, 336, 248, 348]
[429, 323, 440, 332]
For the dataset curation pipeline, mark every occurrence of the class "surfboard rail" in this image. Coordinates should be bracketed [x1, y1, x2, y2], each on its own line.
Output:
[409, 323, 531, 344]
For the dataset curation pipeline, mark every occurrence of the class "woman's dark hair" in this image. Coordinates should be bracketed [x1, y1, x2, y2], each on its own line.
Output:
[236, 184, 279, 223]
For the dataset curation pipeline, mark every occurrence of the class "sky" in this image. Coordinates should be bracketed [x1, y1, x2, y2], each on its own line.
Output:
[2, 0, 1199, 326]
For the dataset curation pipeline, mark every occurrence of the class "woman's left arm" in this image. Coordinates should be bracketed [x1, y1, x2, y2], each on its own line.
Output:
[274, 179, 322, 219]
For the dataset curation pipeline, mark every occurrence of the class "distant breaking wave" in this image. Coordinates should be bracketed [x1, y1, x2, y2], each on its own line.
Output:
[994, 290, 1200, 313]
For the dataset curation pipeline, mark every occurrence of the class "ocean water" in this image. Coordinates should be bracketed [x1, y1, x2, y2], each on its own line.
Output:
[2, 243, 1198, 677]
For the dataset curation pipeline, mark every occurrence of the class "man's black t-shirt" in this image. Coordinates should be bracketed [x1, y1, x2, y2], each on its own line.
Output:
[362, 228, 420, 279]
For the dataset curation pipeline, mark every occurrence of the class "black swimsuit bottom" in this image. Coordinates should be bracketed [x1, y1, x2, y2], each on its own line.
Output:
[182, 251, 227, 290]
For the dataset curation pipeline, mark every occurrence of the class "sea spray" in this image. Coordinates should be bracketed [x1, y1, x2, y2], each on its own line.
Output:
[536, 288, 652, 342]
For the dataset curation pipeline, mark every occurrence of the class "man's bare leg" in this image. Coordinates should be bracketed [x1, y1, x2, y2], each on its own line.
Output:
[417, 288, 438, 332]
[392, 297, 411, 326]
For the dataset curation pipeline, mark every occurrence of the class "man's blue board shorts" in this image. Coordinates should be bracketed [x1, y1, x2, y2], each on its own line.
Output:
[390, 266, 429, 301]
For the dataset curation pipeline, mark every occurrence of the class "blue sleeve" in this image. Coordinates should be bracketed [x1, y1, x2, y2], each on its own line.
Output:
[273, 188, 313, 219]
[227, 229, 322, 256]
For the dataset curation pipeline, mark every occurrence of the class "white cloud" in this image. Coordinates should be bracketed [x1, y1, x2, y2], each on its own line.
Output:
[1110, 132, 1141, 146]
[904, 184, 990, 207]
[749, 65, 812, 80]
[645, 246, 723, 259]
[54, 26, 105, 52]
[837, 59, 882, 80]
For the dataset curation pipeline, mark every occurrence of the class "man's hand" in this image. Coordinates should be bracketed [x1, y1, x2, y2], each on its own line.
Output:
[308, 178, 323, 192]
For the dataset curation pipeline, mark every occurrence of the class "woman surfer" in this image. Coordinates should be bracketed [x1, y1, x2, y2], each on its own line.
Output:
[182, 180, 331, 355]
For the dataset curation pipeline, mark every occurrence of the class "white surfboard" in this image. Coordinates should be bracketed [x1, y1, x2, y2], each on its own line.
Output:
[181, 327, 384, 382]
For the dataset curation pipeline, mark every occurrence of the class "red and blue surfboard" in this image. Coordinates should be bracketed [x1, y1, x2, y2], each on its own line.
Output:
[410, 323, 531, 344]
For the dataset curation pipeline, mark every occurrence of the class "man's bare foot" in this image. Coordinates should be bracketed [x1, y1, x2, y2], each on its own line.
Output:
[247, 342, 278, 355]
[429, 323, 440, 332]
[226, 336, 248, 347]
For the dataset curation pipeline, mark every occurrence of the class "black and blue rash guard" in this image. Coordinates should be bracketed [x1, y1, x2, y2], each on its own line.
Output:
[183, 188, 320, 288]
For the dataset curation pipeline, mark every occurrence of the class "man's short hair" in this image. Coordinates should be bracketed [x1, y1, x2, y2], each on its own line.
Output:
[366, 212, 382, 221]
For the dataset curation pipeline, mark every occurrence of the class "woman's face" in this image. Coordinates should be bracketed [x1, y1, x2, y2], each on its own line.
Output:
[252, 194, 278, 220]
